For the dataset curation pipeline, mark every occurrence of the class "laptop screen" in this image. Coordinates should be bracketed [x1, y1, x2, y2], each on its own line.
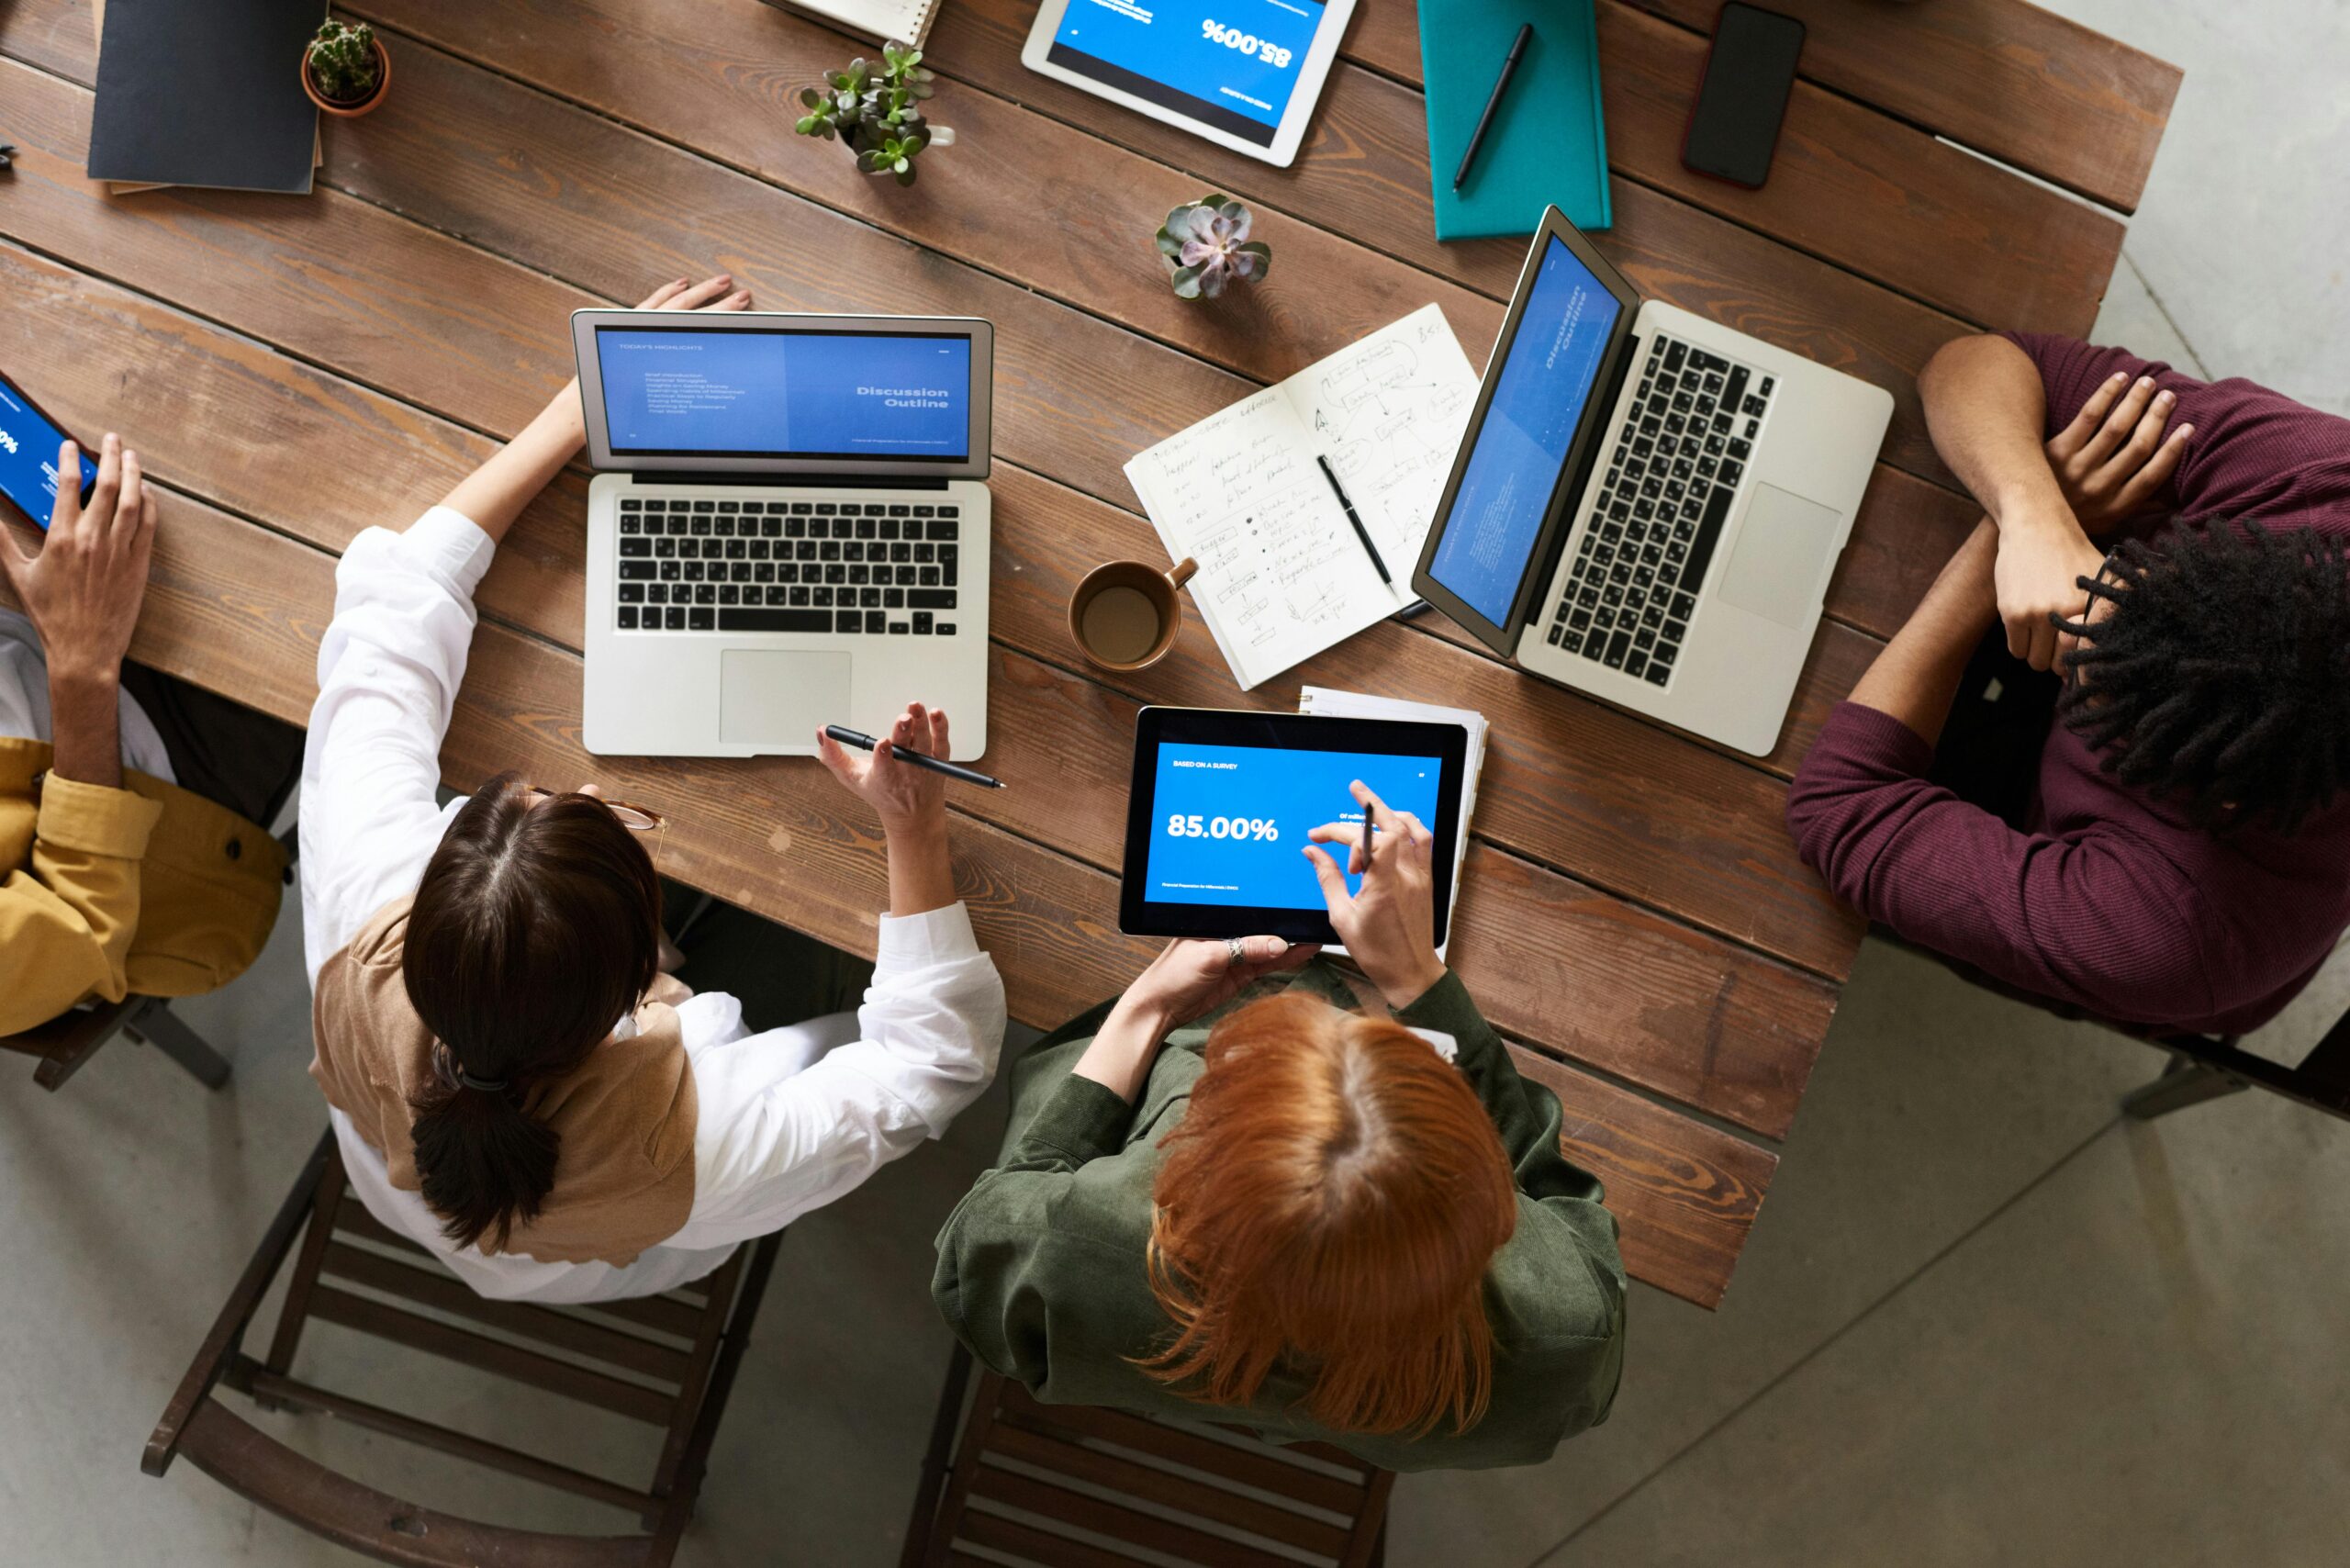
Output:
[593, 325, 975, 463]
[1423, 236, 1624, 626]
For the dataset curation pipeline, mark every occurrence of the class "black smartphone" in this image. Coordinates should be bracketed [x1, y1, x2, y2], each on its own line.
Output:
[0, 370, 98, 529]
[1681, 3, 1807, 189]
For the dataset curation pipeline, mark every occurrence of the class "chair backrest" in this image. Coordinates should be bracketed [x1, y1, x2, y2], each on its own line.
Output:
[145, 1131, 779, 1568]
[905, 1353, 1392, 1568]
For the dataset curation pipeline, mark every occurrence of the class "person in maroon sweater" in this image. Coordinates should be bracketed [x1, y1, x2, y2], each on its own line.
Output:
[1787, 332, 2350, 1036]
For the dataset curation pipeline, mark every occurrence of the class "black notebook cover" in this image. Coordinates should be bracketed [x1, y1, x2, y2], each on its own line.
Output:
[87, 0, 323, 194]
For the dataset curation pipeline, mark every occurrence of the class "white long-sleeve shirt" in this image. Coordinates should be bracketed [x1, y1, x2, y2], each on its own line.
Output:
[300, 506, 1005, 1302]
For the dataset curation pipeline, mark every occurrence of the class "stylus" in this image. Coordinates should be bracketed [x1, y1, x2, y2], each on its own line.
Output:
[1316, 454, 1392, 585]
[1453, 23, 1533, 191]
[822, 725, 1005, 790]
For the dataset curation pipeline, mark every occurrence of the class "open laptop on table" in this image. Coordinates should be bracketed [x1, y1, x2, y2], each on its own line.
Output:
[1412, 207, 1892, 756]
[572, 310, 992, 759]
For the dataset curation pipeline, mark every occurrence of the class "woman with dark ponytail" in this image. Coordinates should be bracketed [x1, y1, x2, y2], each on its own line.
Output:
[299, 275, 1005, 1302]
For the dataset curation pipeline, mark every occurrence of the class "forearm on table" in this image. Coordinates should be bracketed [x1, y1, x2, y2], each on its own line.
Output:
[882, 816, 957, 919]
[435, 379, 588, 544]
[1847, 521, 2000, 746]
[1919, 336, 2076, 533]
[45, 666, 124, 789]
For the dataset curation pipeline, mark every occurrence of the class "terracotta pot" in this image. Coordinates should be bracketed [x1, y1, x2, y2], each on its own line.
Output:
[302, 36, 391, 119]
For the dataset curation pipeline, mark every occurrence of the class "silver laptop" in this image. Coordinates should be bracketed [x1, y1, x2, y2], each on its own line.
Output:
[1412, 208, 1892, 756]
[572, 310, 992, 759]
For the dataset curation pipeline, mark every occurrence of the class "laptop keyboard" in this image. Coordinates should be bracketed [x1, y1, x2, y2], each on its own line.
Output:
[614, 497, 963, 636]
[1543, 335, 1777, 688]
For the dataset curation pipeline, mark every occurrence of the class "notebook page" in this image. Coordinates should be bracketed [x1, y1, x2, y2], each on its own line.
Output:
[1126, 389, 1390, 690]
[1286, 305, 1480, 588]
[1125, 307, 1478, 691]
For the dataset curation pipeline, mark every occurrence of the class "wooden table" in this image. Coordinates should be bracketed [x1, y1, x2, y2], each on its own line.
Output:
[0, 0, 2175, 1308]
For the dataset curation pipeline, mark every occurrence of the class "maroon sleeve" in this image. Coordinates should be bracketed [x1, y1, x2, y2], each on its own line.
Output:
[1788, 703, 2217, 1023]
[2004, 331, 2350, 537]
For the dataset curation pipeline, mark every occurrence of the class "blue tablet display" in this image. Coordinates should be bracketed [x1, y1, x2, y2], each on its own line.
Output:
[1046, 0, 1331, 147]
[1143, 741, 1444, 911]
[595, 327, 972, 461]
[0, 375, 97, 529]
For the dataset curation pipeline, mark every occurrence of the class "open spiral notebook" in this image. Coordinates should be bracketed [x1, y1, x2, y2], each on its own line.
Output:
[759, 0, 942, 47]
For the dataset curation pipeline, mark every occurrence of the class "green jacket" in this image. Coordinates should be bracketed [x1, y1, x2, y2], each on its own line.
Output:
[931, 962, 1627, 1473]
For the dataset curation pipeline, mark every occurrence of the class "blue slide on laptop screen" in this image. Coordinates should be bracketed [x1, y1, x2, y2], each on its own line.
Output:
[1046, 0, 1327, 147]
[0, 375, 98, 529]
[1425, 236, 1625, 628]
[1146, 742, 1443, 910]
[594, 327, 973, 461]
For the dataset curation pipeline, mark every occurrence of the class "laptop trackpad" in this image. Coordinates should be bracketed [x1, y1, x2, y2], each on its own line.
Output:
[720, 650, 853, 746]
[1717, 485, 1841, 629]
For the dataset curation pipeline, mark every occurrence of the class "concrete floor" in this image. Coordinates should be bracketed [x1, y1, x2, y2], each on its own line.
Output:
[5, 3, 2346, 1562]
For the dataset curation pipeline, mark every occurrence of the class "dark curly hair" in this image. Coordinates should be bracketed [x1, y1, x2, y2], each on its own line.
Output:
[2057, 521, 2350, 834]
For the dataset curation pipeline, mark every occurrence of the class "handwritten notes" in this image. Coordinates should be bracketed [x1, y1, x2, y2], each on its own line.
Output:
[1125, 306, 1478, 690]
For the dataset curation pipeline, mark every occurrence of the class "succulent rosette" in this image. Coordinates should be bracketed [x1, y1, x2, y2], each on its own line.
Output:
[1157, 196, 1272, 300]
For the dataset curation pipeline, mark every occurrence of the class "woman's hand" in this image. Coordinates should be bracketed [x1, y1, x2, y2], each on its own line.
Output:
[634, 273, 754, 314]
[816, 701, 950, 836]
[1078, 934, 1315, 1102]
[3, 434, 153, 684]
[1302, 780, 1447, 1011]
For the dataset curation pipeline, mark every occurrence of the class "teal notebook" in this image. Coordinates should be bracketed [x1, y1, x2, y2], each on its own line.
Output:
[1423, 2, 1611, 240]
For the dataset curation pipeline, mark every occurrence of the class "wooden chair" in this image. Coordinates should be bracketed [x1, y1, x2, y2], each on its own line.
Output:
[143, 1130, 782, 1567]
[1, 991, 233, 1091]
[901, 1347, 1392, 1568]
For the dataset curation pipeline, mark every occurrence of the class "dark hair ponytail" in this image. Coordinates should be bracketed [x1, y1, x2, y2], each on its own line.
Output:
[403, 774, 662, 1250]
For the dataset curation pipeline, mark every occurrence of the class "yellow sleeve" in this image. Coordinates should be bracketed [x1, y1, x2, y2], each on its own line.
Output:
[0, 776, 164, 1035]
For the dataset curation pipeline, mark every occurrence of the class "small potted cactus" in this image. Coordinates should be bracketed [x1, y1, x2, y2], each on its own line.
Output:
[795, 42, 957, 187]
[1157, 196, 1270, 301]
[302, 19, 390, 119]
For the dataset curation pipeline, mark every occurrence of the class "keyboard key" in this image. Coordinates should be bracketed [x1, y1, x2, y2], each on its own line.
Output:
[761, 517, 782, 537]
[692, 500, 716, 513]
[836, 610, 861, 633]
[906, 588, 957, 610]
[665, 607, 686, 630]
[936, 622, 955, 635]
[856, 517, 878, 540]
[719, 586, 741, 606]
[889, 621, 910, 635]
[620, 537, 651, 558]
[888, 504, 912, 518]
[1548, 623, 1564, 646]
[718, 607, 832, 633]
[878, 519, 901, 542]
[766, 586, 790, 606]
[912, 504, 934, 517]
[1682, 486, 1735, 593]
[866, 610, 888, 633]
[791, 501, 814, 515]
[1664, 342, 1686, 371]
[695, 584, 717, 605]
[618, 606, 639, 629]
[814, 502, 836, 516]
[1644, 664, 1671, 687]
[1604, 631, 1630, 668]
[863, 504, 890, 518]
[619, 560, 655, 580]
[1626, 651, 1647, 678]
[621, 498, 642, 512]
[647, 584, 669, 604]
[912, 610, 934, 634]
[884, 588, 905, 610]
[790, 586, 811, 607]
[937, 504, 959, 518]
[688, 608, 714, 630]
[811, 587, 834, 607]
[1719, 459, 1745, 487]
[860, 587, 882, 609]
[1664, 618, 1688, 644]
[619, 583, 645, 604]
[926, 520, 959, 541]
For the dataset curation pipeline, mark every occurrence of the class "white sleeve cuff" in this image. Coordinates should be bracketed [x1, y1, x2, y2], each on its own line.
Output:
[874, 902, 980, 970]
[399, 505, 498, 598]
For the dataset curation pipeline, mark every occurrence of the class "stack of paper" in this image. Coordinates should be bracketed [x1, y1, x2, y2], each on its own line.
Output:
[1125, 305, 1479, 691]
[1298, 686, 1489, 960]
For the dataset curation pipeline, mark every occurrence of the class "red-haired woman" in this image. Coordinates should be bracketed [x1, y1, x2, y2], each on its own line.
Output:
[933, 782, 1626, 1469]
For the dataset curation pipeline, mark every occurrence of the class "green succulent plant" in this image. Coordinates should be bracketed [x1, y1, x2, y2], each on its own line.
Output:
[1157, 196, 1270, 300]
[795, 42, 956, 187]
[307, 19, 381, 103]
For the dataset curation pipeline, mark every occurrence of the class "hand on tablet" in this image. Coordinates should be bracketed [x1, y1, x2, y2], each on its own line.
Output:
[1304, 780, 1447, 1012]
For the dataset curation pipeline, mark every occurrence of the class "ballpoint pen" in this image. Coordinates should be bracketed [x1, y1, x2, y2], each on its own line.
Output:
[822, 725, 1006, 790]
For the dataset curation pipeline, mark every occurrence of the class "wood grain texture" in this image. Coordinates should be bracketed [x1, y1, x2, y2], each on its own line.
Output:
[931, 0, 1975, 490]
[3, 241, 1834, 1137]
[0, 39, 1867, 984]
[1328, 1, 2122, 333]
[1625, 0, 2181, 213]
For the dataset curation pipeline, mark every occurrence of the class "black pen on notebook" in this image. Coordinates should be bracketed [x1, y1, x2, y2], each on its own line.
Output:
[1316, 454, 1392, 585]
[822, 725, 1005, 790]
[1453, 22, 1533, 191]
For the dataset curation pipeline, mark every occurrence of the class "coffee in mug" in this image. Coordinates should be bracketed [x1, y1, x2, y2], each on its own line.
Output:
[1069, 557, 1198, 672]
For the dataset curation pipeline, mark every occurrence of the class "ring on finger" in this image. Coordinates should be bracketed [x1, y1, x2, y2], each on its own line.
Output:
[1225, 936, 1246, 970]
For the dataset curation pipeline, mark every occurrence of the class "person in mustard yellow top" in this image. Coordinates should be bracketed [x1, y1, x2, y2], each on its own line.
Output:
[0, 431, 301, 1038]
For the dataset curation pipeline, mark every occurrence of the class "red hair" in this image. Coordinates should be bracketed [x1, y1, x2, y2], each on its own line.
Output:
[1142, 991, 1517, 1436]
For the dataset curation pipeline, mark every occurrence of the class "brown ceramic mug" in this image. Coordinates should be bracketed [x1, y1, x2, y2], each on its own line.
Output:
[1069, 556, 1197, 671]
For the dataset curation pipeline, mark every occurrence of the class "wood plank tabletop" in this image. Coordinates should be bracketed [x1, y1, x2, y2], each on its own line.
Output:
[0, 0, 2174, 1309]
